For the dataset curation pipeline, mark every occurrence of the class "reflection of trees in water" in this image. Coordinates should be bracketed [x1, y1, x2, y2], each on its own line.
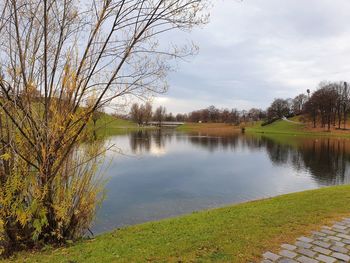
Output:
[129, 130, 151, 153]
[152, 129, 173, 149]
[258, 136, 350, 185]
[129, 129, 174, 154]
[187, 133, 240, 152]
[298, 139, 350, 185]
[191, 133, 350, 186]
[127, 130, 350, 185]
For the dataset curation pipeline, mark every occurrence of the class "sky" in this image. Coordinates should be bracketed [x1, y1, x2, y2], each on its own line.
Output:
[149, 0, 350, 114]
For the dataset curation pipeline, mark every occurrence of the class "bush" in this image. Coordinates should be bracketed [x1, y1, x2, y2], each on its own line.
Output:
[0, 141, 105, 256]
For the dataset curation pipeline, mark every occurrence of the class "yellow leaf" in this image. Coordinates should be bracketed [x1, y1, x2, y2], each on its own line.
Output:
[0, 153, 11, 161]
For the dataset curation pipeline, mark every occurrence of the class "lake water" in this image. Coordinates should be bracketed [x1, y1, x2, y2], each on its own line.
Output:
[92, 130, 350, 234]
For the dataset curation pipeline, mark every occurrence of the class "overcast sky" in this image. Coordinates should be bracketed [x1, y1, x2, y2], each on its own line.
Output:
[152, 0, 350, 114]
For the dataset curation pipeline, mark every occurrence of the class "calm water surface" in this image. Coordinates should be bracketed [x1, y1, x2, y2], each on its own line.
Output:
[92, 130, 350, 233]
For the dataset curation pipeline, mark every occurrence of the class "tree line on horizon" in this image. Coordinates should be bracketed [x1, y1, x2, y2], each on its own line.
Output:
[128, 81, 350, 130]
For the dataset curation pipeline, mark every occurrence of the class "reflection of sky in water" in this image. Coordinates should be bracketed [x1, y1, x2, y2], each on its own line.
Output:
[92, 131, 350, 234]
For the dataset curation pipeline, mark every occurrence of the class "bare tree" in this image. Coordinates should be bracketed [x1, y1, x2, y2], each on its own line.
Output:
[153, 106, 166, 124]
[267, 98, 291, 121]
[307, 82, 338, 130]
[130, 103, 142, 124]
[143, 102, 153, 125]
[292, 94, 308, 115]
[341, 82, 349, 129]
[0, 0, 207, 255]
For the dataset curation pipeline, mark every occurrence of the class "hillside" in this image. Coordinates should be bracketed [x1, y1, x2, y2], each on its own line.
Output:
[247, 115, 350, 137]
[88, 113, 141, 137]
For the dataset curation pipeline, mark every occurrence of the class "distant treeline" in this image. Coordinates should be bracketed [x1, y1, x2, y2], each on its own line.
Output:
[125, 81, 350, 130]
[126, 103, 171, 125]
[126, 103, 267, 125]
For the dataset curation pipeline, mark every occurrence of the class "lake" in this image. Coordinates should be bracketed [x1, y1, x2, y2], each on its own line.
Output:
[92, 130, 350, 234]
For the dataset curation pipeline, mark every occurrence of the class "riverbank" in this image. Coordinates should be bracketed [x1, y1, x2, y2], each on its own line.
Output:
[5, 185, 350, 262]
[176, 118, 350, 138]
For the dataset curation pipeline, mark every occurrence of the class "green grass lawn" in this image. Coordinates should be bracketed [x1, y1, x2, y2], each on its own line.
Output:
[6, 185, 350, 262]
[89, 113, 153, 137]
[247, 119, 304, 133]
[246, 118, 350, 138]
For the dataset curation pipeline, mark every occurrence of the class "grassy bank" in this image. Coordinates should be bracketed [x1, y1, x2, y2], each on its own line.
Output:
[89, 113, 153, 137]
[177, 122, 241, 134]
[6, 185, 350, 262]
[246, 117, 350, 138]
[177, 117, 350, 138]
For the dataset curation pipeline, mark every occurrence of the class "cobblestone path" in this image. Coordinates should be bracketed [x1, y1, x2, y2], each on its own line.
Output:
[262, 218, 350, 263]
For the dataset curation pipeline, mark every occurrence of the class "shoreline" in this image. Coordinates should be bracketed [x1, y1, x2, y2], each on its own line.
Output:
[6, 185, 350, 262]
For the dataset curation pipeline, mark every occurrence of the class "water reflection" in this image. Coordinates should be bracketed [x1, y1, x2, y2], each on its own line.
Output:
[127, 130, 350, 186]
[93, 130, 350, 233]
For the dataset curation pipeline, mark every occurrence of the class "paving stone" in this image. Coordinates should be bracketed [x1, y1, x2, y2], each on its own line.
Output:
[295, 241, 313, 249]
[312, 231, 327, 237]
[313, 240, 332, 249]
[281, 244, 297, 251]
[331, 252, 350, 261]
[297, 248, 317, 258]
[261, 218, 350, 263]
[332, 228, 349, 234]
[331, 241, 346, 247]
[279, 250, 297, 259]
[312, 246, 332, 255]
[296, 256, 319, 263]
[337, 233, 350, 240]
[321, 229, 337, 235]
[297, 237, 314, 243]
[337, 221, 347, 226]
[333, 224, 348, 230]
[330, 245, 348, 253]
[263, 251, 281, 261]
[328, 235, 341, 241]
[315, 254, 337, 263]
[342, 239, 350, 245]
[278, 258, 298, 263]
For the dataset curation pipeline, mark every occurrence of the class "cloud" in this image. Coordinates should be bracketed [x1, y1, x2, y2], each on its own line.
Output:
[153, 96, 255, 114]
[142, 0, 350, 113]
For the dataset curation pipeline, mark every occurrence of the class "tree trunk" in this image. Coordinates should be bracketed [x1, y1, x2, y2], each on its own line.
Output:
[344, 105, 347, 129]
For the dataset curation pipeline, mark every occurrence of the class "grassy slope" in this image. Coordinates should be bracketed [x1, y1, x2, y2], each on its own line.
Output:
[89, 113, 150, 137]
[247, 117, 350, 138]
[7, 185, 350, 263]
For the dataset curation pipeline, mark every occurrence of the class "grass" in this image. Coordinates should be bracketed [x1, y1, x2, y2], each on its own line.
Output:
[6, 185, 350, 262]
[246, 117, 350, 138]
[89, 113, 153, 137]
[247, 119, 305, 134]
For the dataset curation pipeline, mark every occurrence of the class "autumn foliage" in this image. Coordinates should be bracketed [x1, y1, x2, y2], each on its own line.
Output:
[0, 0, 206, 256]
